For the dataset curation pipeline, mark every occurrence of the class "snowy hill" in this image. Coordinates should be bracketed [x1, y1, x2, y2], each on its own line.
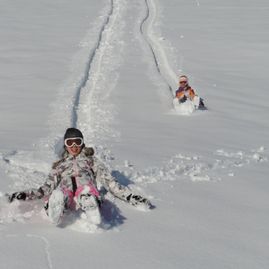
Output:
[0, 0, 269, 268]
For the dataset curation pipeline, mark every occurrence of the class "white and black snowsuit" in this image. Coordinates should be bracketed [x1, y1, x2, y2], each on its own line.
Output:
[21, 147, 141, 208]
[7, 146, 151, 224]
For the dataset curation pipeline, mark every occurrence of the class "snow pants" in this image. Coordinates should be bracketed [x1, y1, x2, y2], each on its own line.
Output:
[44, 183, 100, 215]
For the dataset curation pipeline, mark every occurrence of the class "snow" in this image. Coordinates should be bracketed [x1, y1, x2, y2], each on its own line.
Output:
[1, 0, 269, 268]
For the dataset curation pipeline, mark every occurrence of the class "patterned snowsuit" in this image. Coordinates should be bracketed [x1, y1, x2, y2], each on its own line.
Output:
[23, 147, 132, 210]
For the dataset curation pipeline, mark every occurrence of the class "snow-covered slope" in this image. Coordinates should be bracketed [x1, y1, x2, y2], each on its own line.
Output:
[1, 0, 269, 268]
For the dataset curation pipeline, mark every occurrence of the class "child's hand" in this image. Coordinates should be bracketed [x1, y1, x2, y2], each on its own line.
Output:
[179, 95, 187, 103]
[6, 192, 26, 203]
[127, 194, 153, 209]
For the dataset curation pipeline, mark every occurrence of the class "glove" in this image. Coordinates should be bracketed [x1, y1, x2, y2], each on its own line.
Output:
[127, 194, 152, 209]
[179, 95, 187, 103]
[6, 192, 27, 203]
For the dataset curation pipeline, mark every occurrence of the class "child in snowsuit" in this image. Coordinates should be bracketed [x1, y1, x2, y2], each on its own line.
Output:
[7, 128, 151, 225]
[175, 75, 205, 109]
[175, 75, 195, 102]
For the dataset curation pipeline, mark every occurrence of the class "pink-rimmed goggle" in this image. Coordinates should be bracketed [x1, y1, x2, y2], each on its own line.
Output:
[64, 137, 84, 147]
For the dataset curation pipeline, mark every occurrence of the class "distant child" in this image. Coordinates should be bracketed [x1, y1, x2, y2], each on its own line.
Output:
[175, 75, 205, 109]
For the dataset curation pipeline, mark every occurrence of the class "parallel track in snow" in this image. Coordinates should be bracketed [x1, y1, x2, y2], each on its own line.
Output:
[72, 0, 177, 129]
[72, 0, 115, 127]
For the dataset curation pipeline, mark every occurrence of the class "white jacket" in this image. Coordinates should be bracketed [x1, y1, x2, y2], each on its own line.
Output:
[24, 147, 132, 202]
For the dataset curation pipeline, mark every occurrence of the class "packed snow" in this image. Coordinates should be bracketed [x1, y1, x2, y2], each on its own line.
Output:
[1, 0, 269, 268]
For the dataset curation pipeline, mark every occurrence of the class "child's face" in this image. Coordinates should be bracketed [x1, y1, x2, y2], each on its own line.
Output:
[66, 145, 82, 156]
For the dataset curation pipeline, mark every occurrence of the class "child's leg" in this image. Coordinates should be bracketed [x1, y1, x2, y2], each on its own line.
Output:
[44, 188, 73, 225]
[74, 184, 101, 225]
[193, 95, 201, 108]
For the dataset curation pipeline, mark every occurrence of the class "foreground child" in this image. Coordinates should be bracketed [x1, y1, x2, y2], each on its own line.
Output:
[7, 128, 151, 225]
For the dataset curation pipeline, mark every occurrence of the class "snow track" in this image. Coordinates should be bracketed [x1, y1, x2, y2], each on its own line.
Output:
[140, 0, 178, 98]
[27, 234, 53, 269]
[76, 0, 126, 145]
[72, 0, 115, 127]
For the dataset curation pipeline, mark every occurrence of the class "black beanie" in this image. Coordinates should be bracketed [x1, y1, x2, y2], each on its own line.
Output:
[64, 128, 84, 140]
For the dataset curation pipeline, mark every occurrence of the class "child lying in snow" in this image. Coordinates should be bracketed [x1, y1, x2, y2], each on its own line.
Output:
[6, 128, 152, 225]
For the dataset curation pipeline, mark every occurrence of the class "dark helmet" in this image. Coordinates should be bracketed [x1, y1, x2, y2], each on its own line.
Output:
[64, 128, 84, 140]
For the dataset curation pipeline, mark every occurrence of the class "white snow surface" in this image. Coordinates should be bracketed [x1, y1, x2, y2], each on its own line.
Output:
[1, 0, 269, 268]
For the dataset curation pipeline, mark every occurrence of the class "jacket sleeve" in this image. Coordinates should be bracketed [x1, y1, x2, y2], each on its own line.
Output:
[23, 169, 61, 200]
[92, 157, 132, 202]
[176, 88, 184, 99]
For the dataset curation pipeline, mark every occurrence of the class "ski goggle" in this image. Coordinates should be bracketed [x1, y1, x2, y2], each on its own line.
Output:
[64, 137, 84, 147]
[179, 80, 188, 84]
